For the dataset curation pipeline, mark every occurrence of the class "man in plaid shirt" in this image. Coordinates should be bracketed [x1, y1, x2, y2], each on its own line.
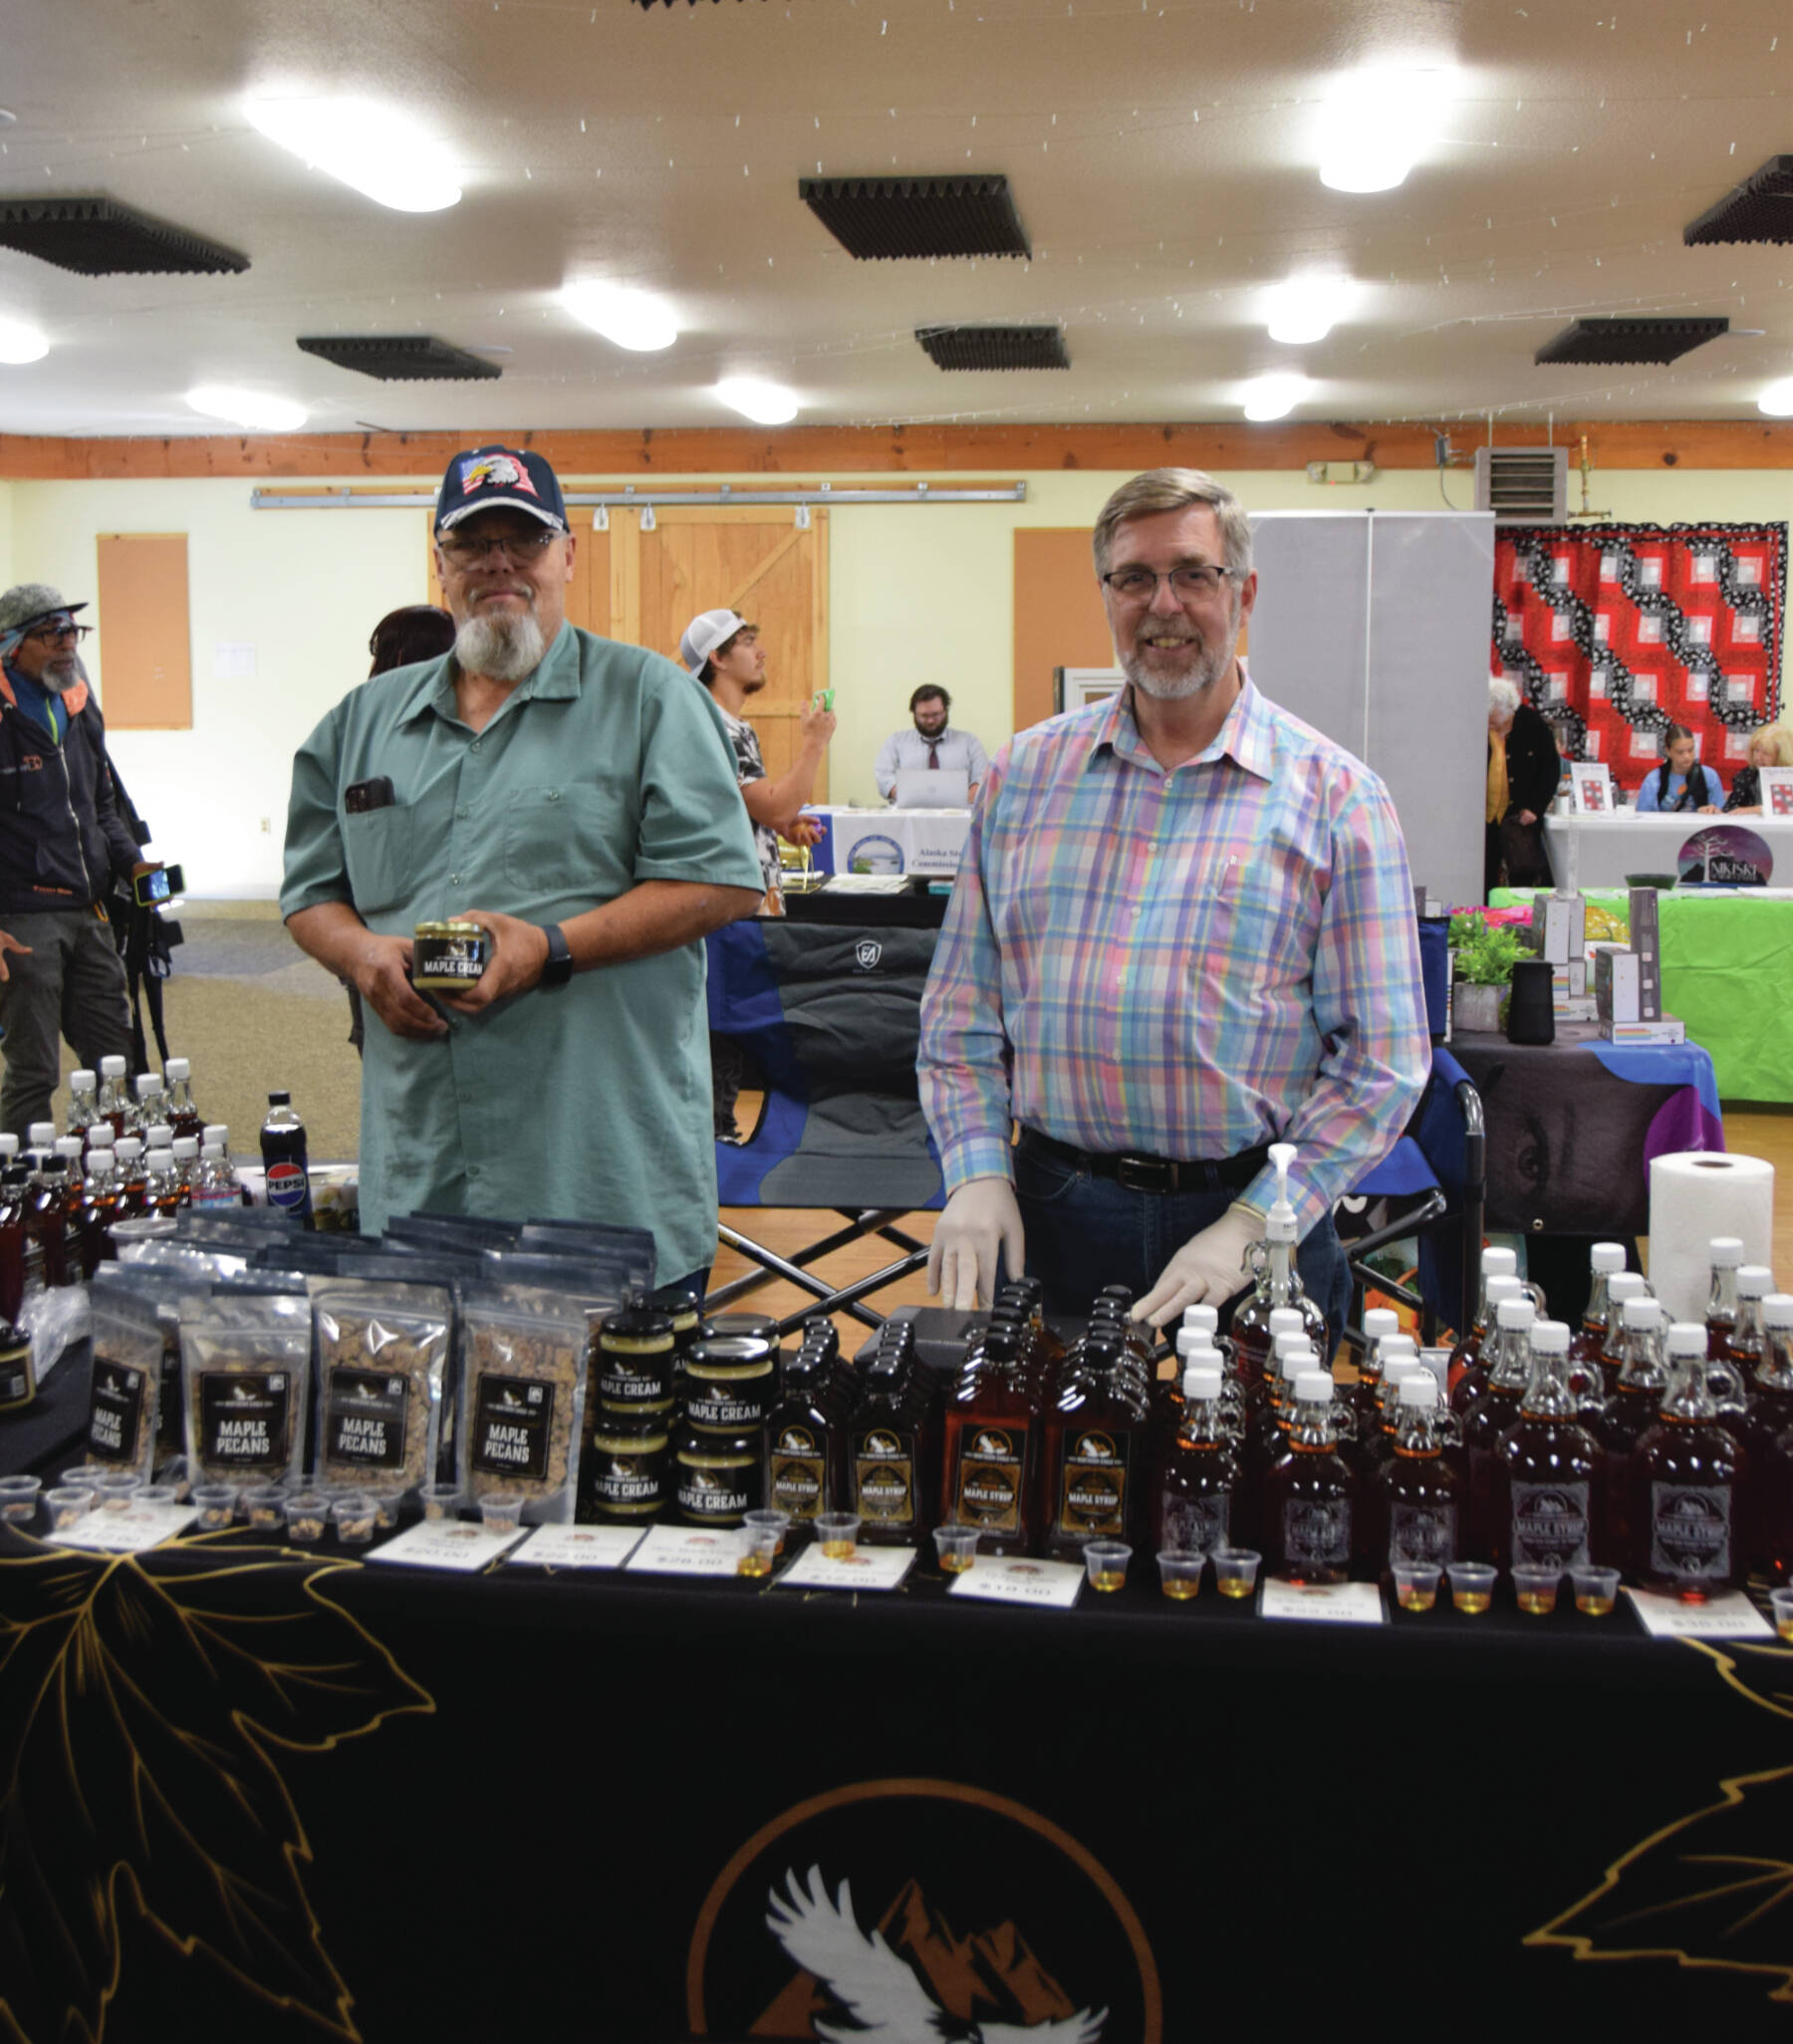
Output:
[917, 469, 1429, 1342]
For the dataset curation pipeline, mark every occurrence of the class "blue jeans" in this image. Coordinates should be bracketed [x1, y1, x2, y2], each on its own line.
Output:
[1013, 1139, 1351, 1354]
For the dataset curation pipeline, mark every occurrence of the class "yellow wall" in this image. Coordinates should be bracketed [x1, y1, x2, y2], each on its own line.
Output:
[1, 462, 1788, 894]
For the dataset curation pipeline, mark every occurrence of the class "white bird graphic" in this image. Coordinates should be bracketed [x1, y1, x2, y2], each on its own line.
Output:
[764, 1864, 1108, 2044]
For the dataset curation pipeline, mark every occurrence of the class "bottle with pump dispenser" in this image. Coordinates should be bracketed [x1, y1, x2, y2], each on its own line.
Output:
[1226, 1146, 1327, 1390]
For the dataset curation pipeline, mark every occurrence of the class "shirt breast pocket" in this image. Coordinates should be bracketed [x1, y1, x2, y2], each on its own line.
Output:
[503, 784, 629, 894]
[343, 804, 415, 916]
[1204, 856, 1314, 992]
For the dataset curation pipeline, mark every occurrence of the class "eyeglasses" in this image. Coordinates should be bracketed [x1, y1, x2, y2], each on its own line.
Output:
[27, 621, 92, 644]
[437, 527, 560, 566]
[1100, 564, 1240, 605]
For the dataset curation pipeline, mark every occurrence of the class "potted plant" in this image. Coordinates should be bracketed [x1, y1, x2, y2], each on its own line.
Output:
[1448, 913, 1532, 1032]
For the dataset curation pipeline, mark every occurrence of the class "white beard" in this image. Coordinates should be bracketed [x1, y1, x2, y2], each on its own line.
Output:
[38, 655, 80, 695]
[455, 609, 545, 682]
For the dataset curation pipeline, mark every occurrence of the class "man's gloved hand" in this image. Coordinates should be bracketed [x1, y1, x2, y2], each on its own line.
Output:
[926, 1177, 1025, 1313]
[1133, 1203, 1262, 1329]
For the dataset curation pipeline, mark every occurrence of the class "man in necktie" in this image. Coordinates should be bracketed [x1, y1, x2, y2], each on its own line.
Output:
[874, 686, 991, 802]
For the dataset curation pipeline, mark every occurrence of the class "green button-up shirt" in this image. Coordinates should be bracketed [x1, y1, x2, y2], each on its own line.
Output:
[280, 623, 763, 1279]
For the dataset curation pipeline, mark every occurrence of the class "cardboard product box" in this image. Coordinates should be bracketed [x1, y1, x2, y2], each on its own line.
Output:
[1537, 893, 1587, 966]
[1550, 959, 1588, 998]
[1595, 948, 1642, 1024]
[1627, 887, 1664, 1019]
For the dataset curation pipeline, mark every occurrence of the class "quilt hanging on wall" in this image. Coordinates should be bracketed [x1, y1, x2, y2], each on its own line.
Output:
[1491, 523, 1786, 795]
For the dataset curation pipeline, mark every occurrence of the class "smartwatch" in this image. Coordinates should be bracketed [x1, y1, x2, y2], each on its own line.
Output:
[537, 922, 574, 989]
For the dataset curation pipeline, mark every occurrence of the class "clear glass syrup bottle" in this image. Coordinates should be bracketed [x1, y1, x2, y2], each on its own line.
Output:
[1152, 1362, 1239, 1557]
[1635, 1322, 1749, 1600]
[1704, 1235, 1746, 1363]
[1495, 1318, 1601, 1572]
[1445, 1244, 1519, 1401]
[1265, 1368, 1357, 1586]
[96, 1056, 130, 1143]
[1374, 1370, 1460, 1576]
[1460, 1296, 1536, 1560]
[1739, 1293, 1793, 1585]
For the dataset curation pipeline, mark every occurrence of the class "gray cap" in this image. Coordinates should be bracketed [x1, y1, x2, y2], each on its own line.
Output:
[0, 583, 87, 639]
[678, 607, 747, 677]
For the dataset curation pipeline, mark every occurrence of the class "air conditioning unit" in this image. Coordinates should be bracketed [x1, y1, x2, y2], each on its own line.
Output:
[1473, 447, 1568, 523]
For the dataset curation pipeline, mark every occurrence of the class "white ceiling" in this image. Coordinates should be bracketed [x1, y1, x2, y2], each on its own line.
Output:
[2, 0, 1790, 439]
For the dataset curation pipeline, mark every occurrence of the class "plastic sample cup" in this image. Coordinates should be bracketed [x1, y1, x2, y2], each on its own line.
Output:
[1212, 1548, 1262, 1601]
[736, 1523, 781, 1578]
[60, 1465, 107, 1491]
[815, 1512, 861, 1560]
[242, 1484, 286, 1531]
[97, 1473, 141, 1512]
[374, 1493, 402, 1530]
[134, 1484, 177, 1508]
[192, 1484, 236, 1531]
[419, 1482, 462, 1522]
[1156, 1549, 1205, 1601]
[46, 1486, 95, 1530]
[332, 1495, 379, 1546]
[744, 1508, 790, 1557]
[933, 1525, 980, 1574]
[1513, 1564, 1561, 1616]
[283, 1492, 331, 1545]
[1392, 1561, 1442, 1613]
[1571, 1565, 1622, 1618]
[1083, 1539, 1133, 1593]
[477, 1491, 525, 1536]
[1771, 1588, 1793, 1641]
[1447, 1561, 1497, 1615]
[0, 1474, 42, 1523]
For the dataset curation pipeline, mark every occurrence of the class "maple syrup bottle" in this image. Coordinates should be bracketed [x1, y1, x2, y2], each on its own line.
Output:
[129, 1071, 164, 1139]
[53, 1137, 86, 1202]
[1596, 1295, 1668, 1567]
[1460, 1297, 1536, 1559]
[114, 1138, 148, 1218]
[142, 1149, 182, 1218]
[1449, 1276, 1525, 1414]
[1265, 1369, 1357, 1585]
[764, 1346, 846, 1533]
[1445, 1246, 1519, 1400]
[25, 1156, 73, 1290]
[1740, 1296, 1793, 1585]
[1495, 1319, 1602, 1571]
[96, 1056, 130, 1143]
[170, 1137, 200, 1207]
[1351, 1308, 1402, 1447]
[1153, 1362, 1240, 1555]
[851, 1345, 928, 1546]
[162, 1057, 203, 1142]
[940, 1316, 1041, 1554]
[1227, 1146, 1327, 1391]
[0, 1164, 29, 1322]
[1635, 1322, 1748, 1599]
[74, 1148, 119, 1276]
[1704, 1237, 1745, 1362]
[1042, 1330, 1147, 1557]
[1374, 1372, 1461, 1575]
[63, 1070, 101, 1147]
[1569, 1242, 1630, 1371]
[1594, 1273, 1652, 1399]
[1362, 1354, 1424, 1476]
[1725, 1266, 1776, 1378]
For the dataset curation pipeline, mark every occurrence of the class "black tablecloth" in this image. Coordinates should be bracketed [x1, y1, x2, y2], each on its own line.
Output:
[782, 881, 948, 927]
[3, 1499, 1791, 2042]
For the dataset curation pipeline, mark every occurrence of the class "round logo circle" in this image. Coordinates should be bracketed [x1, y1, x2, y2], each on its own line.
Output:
[264, 1159, 309, 1210]
[1675, 824, 1772, 887]
[686, 1776, 1160, 2040]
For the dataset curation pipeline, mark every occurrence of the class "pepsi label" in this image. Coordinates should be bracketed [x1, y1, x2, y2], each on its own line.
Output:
[264, 1159, 312, 1216]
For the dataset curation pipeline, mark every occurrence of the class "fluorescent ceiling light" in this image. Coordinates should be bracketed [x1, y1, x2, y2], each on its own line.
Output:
[186, 384, 308, 432]
[561, 281, 678, 353]
[1759, 377, 1793, 418]
[1240, 374, 1314, 422]
[715, 377, 800, 425]
[0, 316, 49, 365]
[1263, 275, 1358, 346]
[245, 96, 461, 212]
[1318, 66, 1455, 194]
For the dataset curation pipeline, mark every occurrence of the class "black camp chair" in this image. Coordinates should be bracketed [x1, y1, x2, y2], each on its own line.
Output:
[705, 918, 946, 1336]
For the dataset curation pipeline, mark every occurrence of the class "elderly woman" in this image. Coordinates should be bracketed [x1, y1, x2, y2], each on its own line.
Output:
[1723, 721, 1793, 815]
[1486, 675, 1558, 897]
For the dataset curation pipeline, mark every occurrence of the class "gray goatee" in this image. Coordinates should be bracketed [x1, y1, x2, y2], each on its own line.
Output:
[455, 609, 545, 683]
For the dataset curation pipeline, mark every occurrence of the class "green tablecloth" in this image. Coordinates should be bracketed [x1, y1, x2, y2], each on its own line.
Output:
[1488, 888, 1793, 1103]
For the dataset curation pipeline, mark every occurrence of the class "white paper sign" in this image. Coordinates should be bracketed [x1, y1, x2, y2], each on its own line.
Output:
[211, 641, 257, 680]
[623, 1523, 746, 1579]
[1260, 1579, 1387, 1627]
[947, 1556, 1084, 1609]
[47, 1502, 198, 1553]
[1623, 1588, 1773, 1640]
[505, 1524, 644, 1571]
[775, 1543, 916, 1593]
[1570, 764, 1615, 816]
[1760, 767, 1793, 820]
[365, 1519, 527, 1572]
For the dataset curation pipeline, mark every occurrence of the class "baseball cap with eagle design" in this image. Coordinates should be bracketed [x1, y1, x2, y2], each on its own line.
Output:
[433, 444, 570, 535]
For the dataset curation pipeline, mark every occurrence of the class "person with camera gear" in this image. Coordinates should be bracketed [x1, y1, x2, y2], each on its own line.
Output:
[0, 584, 139, 1141]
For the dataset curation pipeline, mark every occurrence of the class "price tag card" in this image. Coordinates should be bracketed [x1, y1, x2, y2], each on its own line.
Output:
[47, 1503, 198, 1554]
[622, 1524, 745, 1579]
[775, 1543, 915, 1593]
[366, 1519, 528, 1572]
[948, 1556, 1084, 1609]
[1624, 1588, 1773, 1640]
[505, 1524, 644, 1571]
[1260, 1579, 1387, 1627]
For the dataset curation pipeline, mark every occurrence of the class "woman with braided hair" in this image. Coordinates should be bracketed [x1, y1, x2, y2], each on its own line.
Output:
[1635, 724, 1724, 814]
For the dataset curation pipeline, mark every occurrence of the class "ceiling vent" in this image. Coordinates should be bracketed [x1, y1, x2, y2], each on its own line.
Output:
[799, 175, 1030, 260]
[1534, 316, 1728, 366]
[297, 335, 501, 382]
[0, 195, 248, 275]
[1474, 448, 1568, 525]
[1683, 154, 1793, 245]
[915, 325, 1067, 371]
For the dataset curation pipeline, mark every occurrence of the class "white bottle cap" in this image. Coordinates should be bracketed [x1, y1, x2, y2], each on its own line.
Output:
[1531, 1320, 1571, 1354]
[1708, 1236, 1745, 1268]
[1182, 1365, 1224, 1402]
[1738, 1265, 1774, 1299]
[1496, 1298, 1537, 1330]
[1398, 1372, 1440, 1407]
[1622, 1295, 1665, 1329]
[86, 1147, 114, 1169]
[70, 1068, 96, 1091]
[1273, 1332, 1314, 1362]
[1363, 1308, 1401, 1340]
[54, 1138, 83, 1159]
[1181, 1303, 1218, 1335]
[164, 1057, 189, 1081]
[1763, 1294, 1793, 1331]
[1590, 1242, 1627, 1273]
[1607, 1273, 1649, 1302]
[146, 1149, 174, 1168]
[0, 1135, 15, 1157]
[202, 1124, 229, 1147]
[1268, 1308, 1306, 1338]
[1482, 1247, 1518, 1277]
[172, 1137, 198, 1159]
[1295, 1369, 1335, 1405]
[134, 1073, 161, 1098]
[1666, 1322, 1709, 1358]
[1382, 1333, 1418, 1359]
[1485, 1276, 1524, 1304]
[200, 1143, 226, 1160]
[145, 1124, 173, 1150]
[28, 1123, 56, 1149]
[100, 1055, 127, 1078]
[116, 1137, 143, 1160]
[1383, 1358, 1418, 1393]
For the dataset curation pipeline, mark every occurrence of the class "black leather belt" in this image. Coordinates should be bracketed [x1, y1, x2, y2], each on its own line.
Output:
[1017, 1128, 1272, 1196]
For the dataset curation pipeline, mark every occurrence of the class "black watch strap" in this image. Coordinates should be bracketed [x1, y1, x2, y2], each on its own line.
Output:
[537, 922, 574, 988]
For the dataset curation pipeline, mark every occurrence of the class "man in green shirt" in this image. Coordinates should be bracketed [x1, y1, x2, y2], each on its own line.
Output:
[281, 445, 763, 1289]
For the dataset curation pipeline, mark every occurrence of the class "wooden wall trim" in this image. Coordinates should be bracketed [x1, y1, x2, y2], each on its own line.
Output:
[5, 420, 1793, 481]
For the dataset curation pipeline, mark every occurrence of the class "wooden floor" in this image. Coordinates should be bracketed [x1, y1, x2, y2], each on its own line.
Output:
[714, 1099, 1793, 1348]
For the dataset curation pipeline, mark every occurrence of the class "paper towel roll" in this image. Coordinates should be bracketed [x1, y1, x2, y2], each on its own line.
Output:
[1649, 1151, 1776, 1324]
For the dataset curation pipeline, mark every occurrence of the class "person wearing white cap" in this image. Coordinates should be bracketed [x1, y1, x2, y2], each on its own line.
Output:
[679, 608, 835, 916]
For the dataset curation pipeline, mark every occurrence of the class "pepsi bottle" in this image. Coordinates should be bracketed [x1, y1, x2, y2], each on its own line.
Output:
[260, 1091, 313, 1223]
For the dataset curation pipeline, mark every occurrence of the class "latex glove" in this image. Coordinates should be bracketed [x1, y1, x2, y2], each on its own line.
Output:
[1133, 1203, 1262, 1330]
[927, 1178, 1026, 1313]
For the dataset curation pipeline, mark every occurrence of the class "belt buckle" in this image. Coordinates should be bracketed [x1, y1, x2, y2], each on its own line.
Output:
[1116, 1153, 1172, 1194]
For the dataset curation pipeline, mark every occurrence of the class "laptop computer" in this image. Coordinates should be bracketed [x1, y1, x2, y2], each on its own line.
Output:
[894, 767, 970, 809]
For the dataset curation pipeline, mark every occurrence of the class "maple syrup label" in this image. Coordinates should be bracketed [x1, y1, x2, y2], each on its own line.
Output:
[197, 1372, 292, 1470]
[1650, 1482, 1733, 1581]
[854, 1427, 916, 1526]
[325, 1368, 410, 1471]
[1388, 1501, 1456, 1568]
[1282, 1497, 1351, 1570]
[1056, 1428, 1131, 1539]
[1509, 1479, 1591, 1569]
[0, 1345, 36, 1413]
[1160, 1493, 1229, 1556]
[956, 1424, 1028, 1535]
[770, 1425, 827, 1519]
[88, 1358, 148, 1462]
[472, 1373, 554, 1482]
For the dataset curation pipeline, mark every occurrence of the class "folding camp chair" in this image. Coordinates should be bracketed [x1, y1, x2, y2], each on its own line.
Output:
[1343, 1045, 1486, 1343]
[705, 917, 945, 1336]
